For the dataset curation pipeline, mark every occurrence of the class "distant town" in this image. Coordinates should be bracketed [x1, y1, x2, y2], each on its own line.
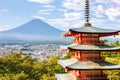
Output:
[0, 43, 65, 60]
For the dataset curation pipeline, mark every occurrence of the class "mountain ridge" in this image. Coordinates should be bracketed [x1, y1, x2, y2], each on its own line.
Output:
[0, 19, 68, 43]
[2, 19, 63, 35]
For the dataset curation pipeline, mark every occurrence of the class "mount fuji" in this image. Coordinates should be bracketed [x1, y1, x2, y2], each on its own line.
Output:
[0, 19, 68, 43]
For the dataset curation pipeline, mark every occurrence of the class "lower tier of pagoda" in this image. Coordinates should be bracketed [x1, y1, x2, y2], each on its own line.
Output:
[56, 59, 120, 80]
[55, 73, 110, 80]
[58, 59, 120, 70]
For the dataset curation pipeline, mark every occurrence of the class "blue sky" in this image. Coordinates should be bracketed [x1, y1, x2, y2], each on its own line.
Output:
[0, 0, 120, 31]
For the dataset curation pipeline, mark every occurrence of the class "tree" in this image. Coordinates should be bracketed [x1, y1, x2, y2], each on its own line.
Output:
[102, 40, 120, 79]
[0, 52, 65, 80]
[13, 71, 29, 80]
[41, 74, 56, 80]
[63, 52, 74, 59]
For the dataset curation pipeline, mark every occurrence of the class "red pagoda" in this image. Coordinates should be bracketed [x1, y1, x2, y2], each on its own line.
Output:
[56, 0, 120, 80]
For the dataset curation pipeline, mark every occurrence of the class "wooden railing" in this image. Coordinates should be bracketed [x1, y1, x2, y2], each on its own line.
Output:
[80, 74, 107, 78]
[71, 56, 105, 61]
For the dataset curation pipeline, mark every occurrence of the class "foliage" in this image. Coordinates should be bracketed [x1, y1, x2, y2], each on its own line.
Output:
[0, 52, 64, 80]
[62, 52, 74, 59]
[101, 40, 120, 79]
[109, 40, 120, 46]
[41, 74, 56, 80]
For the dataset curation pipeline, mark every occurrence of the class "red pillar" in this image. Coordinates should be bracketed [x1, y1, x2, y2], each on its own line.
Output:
[76, 70, 81, 78]
[75, 51, 78, 57]
[80, 34, 82, 44]
[78, 51, 81, 60]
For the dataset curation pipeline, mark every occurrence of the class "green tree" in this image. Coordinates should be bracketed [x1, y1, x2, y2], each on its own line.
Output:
[41, 74, 56, 80]
[63, 52, 74, 59]
[102, 40, 120, 80]
[13, 71, 29, 80]
[0, 52, 64, 80]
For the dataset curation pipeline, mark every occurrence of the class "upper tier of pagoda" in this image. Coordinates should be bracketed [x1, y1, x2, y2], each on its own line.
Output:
[63, 25, 120, 38]
[70, 26, 120, 34]
[62, 0, 120, 37]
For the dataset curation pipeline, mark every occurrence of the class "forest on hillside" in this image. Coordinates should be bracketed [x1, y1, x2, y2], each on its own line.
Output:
[0, 41, 120, 80]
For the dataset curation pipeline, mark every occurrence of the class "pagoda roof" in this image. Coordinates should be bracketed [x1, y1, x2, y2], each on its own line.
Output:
[59, 59, 120, 70]
[70, 26, 119, 34]
[68, 44, 120, 51]
[61, 44, 120, 51]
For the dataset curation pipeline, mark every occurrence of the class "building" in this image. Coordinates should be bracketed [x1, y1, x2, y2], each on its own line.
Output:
[56, 0, 120, 80]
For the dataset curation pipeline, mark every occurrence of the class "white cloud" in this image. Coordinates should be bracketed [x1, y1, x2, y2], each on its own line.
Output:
[97, 5, 104, 13]
[47, 12, 84, 30]
[64, 12, 82, 19]
[95, 0, 108, 4]
[35, 5, 55, 15]
[96, 0, 120, 5]
[86, 18, 117, 29]
[43, 5, 55, 9]
[57, 9, 68, 13]
[28, 0, 54, 4]
[37, 7, 54, 15]
[1, 9, 8, 12]
[62, 0, 85, 11]
[105, 7, 120, 21]
[48, 18, 84, 31]
[91, 18, 107, 26]
[31, 15, 45, 20]
[37, 9, 51, 15]
[91, 5, 105, 18]
[31, 12, 83, 30]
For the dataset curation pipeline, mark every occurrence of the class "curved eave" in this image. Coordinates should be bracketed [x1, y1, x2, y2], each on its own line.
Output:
[68, 45, 120, 51]
[66, 66, 120, 70]
[70, 27, 120, 34]
[58, 59, 77, 68]
[68, 48, 120, 51]
[58, 59, 120, 70]
[62, 33, 73, 37]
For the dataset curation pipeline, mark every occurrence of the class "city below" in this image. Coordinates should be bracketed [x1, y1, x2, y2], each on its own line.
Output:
[0, 43, 65, 61]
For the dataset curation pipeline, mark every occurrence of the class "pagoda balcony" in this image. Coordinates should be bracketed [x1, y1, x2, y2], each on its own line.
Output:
[70, 72, 108, 79]
[80, 41, 104, 45]
[80, 57, 105, 61]
[79, 74, 108, 79]
[71, 56, 105, 61]
[72, 39, 105, 45]
[70, 69, 108, 79]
